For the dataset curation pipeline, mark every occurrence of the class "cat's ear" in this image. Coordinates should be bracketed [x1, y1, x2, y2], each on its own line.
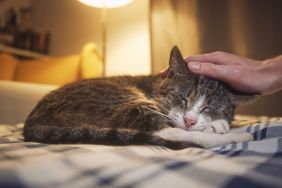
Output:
[168, 46, 188, 75]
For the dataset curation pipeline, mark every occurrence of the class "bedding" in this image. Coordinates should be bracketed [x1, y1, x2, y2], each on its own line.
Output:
[0, 116, 281, 188]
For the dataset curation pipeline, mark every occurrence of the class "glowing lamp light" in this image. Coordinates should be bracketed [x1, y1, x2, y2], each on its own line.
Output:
[78, 0, 134, 76]
[78, 0, 134, 9]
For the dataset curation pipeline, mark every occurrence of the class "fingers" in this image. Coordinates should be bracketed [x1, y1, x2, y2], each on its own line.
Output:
[159, 68, 169, 77]
[188, 62, 231, 81]
[185, 51, 235, 65]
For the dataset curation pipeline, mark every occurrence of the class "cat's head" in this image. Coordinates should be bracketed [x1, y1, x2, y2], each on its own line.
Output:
[158, 46, 256, 131]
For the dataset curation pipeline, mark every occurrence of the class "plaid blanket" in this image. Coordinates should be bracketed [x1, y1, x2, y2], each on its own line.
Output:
[0, 116, 282, 188]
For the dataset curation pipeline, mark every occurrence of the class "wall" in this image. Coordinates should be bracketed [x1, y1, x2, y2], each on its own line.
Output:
[150, 0, 282, 116]
[30, 0, 151, 76]
[107, 1, 151, 76]
[0, 0, 31, 25]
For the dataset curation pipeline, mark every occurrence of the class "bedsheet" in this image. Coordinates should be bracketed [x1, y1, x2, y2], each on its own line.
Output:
[0, 116, 281, 188]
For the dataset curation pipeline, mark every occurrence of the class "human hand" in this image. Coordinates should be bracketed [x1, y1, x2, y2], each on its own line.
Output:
[185, 51, 282, 95]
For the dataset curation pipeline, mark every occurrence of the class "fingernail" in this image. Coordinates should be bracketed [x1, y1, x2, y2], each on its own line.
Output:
[188, 62, 200, 71]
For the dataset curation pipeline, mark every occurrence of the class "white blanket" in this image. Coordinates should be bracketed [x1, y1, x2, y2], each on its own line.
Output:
[0, 116, 282, 188]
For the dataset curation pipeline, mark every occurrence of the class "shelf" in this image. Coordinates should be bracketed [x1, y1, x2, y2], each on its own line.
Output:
[0, 44, 48, 59]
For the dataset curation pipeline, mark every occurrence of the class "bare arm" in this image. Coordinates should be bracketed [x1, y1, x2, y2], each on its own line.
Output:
[185, 51, 282, 95]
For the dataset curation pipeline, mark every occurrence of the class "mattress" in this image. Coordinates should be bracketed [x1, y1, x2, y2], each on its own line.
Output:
[0, 115, 281, 188]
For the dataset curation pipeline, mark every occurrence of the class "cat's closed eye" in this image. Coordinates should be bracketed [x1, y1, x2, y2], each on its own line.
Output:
[200, 107, 215, 113]
[178, 95, 187, 106]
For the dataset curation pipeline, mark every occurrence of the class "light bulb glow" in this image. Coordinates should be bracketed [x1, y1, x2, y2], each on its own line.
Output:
[78, 0, 134, 8]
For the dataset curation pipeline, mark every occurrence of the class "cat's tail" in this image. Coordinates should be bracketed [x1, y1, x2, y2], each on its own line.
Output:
[23, 124, 197, 150]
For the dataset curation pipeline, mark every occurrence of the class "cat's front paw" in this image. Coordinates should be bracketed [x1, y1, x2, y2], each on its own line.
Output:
[203, 119, 230, 134]
[230, 133, 253, 143]
[206, 132, 253, 148]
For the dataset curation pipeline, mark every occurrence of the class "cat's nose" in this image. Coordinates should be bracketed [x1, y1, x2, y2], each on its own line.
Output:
[184, 117, 197, 128]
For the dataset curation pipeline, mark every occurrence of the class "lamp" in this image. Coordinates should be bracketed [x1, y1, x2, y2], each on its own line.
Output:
[78, 0, 134, 76]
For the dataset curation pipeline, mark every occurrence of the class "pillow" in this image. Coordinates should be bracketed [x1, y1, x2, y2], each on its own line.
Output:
[0, 53, 18, 80]
[14, 55, 80, 85]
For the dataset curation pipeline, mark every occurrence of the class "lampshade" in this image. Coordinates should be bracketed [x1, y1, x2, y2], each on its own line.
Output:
[78, 0, 134, 8]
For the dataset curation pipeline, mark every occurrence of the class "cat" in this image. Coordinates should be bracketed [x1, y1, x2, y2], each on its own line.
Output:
[23, 46, 254, 149]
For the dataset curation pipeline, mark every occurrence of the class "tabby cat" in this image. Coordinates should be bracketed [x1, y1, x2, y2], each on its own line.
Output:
[24, 46, 254, 149]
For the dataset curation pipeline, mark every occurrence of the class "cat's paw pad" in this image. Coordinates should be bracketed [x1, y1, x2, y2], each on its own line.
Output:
[204, 120, 230, 134]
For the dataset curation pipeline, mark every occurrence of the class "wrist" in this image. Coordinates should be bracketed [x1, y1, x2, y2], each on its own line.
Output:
[260, 57, 282, 95]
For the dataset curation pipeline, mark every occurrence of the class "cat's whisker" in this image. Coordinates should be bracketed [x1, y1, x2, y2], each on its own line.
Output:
[160, 107, 170, 113]
[145, 109, 170, 119]
[149, 108, 170, 117]
[155, 103, 170, 112]
[158, 106, 171, 114]
[142, 106, 171, 120]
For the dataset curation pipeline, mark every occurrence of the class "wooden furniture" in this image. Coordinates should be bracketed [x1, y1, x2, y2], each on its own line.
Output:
[0, 44, 47, 59]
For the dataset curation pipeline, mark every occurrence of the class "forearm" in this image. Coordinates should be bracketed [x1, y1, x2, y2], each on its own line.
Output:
[186, 51, 282, 95]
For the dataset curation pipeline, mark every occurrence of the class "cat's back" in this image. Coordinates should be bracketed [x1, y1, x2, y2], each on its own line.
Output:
[44, 75, 159, 101]
[25, 75, 160, 123]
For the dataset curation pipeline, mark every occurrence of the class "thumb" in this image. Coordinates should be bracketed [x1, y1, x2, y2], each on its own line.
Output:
[188, 62, 225, 80]
[159, 68, 169, 77]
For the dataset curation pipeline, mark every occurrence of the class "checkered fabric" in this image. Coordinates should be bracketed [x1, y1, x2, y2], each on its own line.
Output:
[0, 116, 282, 188]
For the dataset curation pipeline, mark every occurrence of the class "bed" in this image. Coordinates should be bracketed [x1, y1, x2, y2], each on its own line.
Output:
[0, 115, 282, 188]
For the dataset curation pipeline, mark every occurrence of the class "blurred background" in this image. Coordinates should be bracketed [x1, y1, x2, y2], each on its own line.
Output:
[0, 0, 282, 116]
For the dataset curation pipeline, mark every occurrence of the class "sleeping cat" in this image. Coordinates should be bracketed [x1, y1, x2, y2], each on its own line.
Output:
[24, 46, 254, 149]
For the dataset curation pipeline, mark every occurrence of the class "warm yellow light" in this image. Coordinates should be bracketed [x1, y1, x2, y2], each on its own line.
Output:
[78, 0, 134, 8]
